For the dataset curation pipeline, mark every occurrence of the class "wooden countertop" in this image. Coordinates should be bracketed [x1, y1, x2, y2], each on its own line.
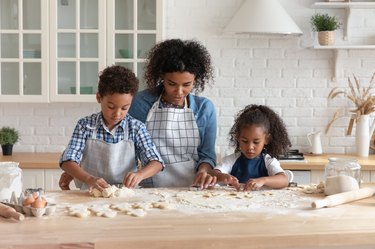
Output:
[1, 187, 375, 249]
[1, 152, 375, 170]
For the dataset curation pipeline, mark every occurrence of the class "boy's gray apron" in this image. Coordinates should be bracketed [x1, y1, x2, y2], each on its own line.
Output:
[145, 97, 200, 187]
[75, 115, 136, 190]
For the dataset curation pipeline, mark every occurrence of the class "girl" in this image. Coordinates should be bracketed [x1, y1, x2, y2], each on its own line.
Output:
[210, 104, 292, 191]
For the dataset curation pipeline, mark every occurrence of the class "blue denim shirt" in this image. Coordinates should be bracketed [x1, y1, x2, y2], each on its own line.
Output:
[128, 87, 217, 169]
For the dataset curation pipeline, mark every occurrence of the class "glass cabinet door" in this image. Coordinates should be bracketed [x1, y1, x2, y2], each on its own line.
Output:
[108, 0, 163, 91]
[0, 0, 48, 102]
[50, 0, 106, 102]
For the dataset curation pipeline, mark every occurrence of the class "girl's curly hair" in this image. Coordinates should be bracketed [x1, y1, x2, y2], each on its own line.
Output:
[144, 39, 214, 95]
[229, 105, 291, 158]
[98, 65, 139, 97]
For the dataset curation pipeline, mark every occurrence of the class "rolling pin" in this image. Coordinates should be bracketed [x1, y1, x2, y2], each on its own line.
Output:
[312, 187, 375, 209]
[0, 203, 25, 221]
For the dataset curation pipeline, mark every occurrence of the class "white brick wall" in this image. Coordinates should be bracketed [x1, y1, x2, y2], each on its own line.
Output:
[1, 0, 375, 157]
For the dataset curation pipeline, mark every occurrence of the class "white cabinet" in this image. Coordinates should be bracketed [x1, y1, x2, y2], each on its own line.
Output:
[0, 0, 49, 102]
[0, 0, 164, 103]
[22, 169, 45, 190]
[291, 170, 311, 185]
[22, 168, 77, 191]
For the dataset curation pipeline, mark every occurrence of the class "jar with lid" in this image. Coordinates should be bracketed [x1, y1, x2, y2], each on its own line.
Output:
[324, 157, 361, 195]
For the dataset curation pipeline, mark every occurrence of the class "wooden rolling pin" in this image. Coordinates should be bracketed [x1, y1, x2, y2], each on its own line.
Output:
[0, 203, 25, 221]
[312, 187, 375, 209]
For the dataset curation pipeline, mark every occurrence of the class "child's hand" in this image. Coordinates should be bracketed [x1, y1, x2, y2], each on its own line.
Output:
[86, 176, 110, 191]
[123, 172, 144, 188]
[243, 178, 265, 191]
[221, 174, 241, 191]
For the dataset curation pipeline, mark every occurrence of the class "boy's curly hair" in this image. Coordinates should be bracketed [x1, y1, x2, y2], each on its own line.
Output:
[144, 39, 214, 95]
[229, 105, 291, 158]
[98, 65, 138, 97]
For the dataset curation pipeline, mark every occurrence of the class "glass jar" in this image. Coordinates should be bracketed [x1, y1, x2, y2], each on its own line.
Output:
[325, 157, 361, 187]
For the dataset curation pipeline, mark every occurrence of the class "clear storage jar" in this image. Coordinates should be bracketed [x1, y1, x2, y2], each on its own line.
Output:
[325, 157, 361, 187]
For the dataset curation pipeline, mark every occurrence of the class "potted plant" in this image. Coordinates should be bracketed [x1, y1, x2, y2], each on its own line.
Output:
[0, 126, 20, 156]
[310, 13, 341, 46]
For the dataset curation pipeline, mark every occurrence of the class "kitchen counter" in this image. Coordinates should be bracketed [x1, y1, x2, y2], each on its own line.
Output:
[1, 152, 375, 170]
[1, 186, 375, 249]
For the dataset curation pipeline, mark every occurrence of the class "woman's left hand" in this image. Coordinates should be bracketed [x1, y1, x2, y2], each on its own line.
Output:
[123, 172, 143, 189]
[192, 170, 217, 189]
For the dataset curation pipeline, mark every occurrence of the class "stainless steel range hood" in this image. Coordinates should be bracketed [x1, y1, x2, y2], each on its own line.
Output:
[224, 0, 303, 36]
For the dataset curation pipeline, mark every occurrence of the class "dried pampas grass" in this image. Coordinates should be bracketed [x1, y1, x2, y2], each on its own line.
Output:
[326, 72, 375, 134]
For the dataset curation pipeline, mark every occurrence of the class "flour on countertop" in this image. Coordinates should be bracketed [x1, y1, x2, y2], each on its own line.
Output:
[48, 185, 325, 218]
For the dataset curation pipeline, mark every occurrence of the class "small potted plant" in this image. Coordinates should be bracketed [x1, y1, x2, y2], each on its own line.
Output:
[0, 126, 20, 156]
[310, 13, 341, 46]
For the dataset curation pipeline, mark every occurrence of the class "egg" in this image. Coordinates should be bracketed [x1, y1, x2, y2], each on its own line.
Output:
[23, 194, 36, 206]
[31, 196, 47, 208]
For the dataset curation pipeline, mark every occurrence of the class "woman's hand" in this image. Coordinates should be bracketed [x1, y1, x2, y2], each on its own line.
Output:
[192, 171, 217, 189]
[59, 172, 73, 190]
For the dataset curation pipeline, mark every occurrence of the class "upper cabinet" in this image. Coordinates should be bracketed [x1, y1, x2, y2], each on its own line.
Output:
[0, 0, 164, 103]
[0, 0, 49, 102]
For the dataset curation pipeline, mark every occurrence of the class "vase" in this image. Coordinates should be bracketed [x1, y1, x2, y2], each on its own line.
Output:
[1, 144, 13, 156]
[318, 31, 335, 46]
[355, 115, 375, 157]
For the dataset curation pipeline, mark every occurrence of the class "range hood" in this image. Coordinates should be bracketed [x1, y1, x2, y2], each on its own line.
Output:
[224, 0, 303, 36]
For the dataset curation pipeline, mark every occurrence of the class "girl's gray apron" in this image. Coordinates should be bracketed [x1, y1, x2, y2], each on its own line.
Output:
[145, 97, 200, 187]
[75, 115, 136, 190]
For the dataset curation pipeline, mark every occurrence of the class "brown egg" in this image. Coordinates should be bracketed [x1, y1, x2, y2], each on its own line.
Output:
[31, 196, 47, 208]
[23, 194, 36, 206]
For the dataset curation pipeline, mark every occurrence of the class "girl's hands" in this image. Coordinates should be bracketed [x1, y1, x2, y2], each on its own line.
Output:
[243, 178, 266, 191]
[221, 174, 241, 191]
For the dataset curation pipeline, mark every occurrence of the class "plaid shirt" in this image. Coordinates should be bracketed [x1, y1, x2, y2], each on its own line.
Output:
[60, 112, 164, 168]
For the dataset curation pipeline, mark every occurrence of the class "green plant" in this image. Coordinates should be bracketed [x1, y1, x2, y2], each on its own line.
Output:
[0, 126, 20, 145]
[310, 13, 341, 32]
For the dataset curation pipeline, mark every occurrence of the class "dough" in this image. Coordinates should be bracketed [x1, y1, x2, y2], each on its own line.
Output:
[151, 201, 174, 210]
[90, 185, 135, 198]
[67, 205, 91, 218]
[89, 204, 117, 218]
[324, 175, 359, 196]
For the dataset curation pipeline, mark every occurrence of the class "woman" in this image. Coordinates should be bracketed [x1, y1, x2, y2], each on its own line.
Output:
[128, 39, 217, 188]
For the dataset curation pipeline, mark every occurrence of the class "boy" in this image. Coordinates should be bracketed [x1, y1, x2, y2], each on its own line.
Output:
[59, 65, 164, 190]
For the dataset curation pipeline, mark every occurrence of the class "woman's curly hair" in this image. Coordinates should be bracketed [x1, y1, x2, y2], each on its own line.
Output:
[229, 105, 292, 158]
[98, 65, 139, 97]
[144, 39, 214, 95]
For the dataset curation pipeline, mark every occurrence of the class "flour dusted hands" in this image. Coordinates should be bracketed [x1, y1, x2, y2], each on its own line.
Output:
[124, 172, 145, 188]
[243, 178, 265, 191]
[86, 176, 110, 192]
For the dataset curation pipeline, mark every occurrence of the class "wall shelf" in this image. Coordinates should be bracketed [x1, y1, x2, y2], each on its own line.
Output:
[313, 45, 375, 81]
[311, 2, 375, 81]
[311, 2, 375, 41]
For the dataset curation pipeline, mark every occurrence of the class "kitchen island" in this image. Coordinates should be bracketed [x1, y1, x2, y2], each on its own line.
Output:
[1, 186, 375, 249]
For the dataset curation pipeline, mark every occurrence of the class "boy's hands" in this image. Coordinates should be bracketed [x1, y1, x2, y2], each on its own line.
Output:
[123, 172, 144, 188]
[59, 172, 73, 190]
